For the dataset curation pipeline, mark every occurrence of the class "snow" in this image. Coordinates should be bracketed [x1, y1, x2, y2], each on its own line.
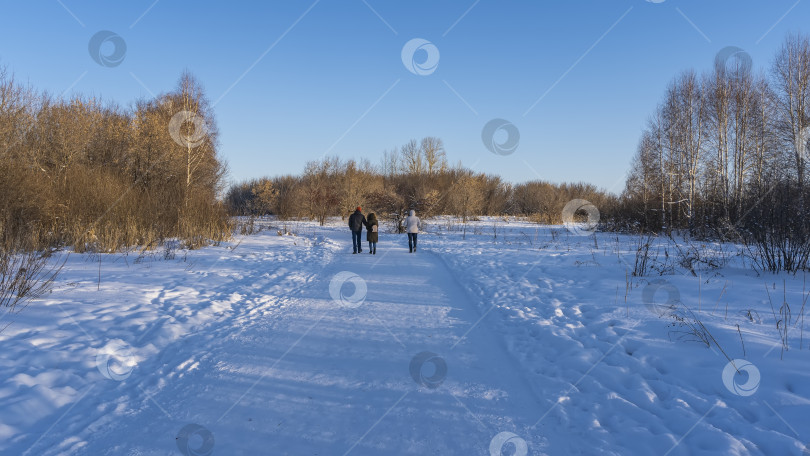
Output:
[1, 217, 809, 455]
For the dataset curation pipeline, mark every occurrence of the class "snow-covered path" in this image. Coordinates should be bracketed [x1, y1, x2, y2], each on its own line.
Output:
[20, 230, 547, 455]
[202, 245, 546, 455]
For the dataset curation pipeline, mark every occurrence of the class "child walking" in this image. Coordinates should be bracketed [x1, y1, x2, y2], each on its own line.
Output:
[365, 212, 379, 254]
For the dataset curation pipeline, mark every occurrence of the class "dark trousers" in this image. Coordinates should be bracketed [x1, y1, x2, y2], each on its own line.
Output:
[407, 233, 418, 251]
[351, 230, 362, 252]
[368, 241, 377, 253]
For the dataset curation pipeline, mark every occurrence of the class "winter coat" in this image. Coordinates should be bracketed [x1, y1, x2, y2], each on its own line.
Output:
[365, 214, 379, 243]
[348, 210, 366, 232]
[404, 210, 420, 234]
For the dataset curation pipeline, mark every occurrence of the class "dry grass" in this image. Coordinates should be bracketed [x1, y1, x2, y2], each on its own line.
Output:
[0, 248, 64, 333]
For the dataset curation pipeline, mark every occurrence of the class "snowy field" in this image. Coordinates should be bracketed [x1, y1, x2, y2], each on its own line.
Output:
[1, 217, 809, 455]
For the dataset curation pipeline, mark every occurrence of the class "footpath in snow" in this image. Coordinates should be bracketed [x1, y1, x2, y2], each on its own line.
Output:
[1, 218, 810, 455]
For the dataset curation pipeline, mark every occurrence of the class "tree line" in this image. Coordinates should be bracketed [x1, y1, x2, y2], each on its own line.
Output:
[226, 136, 614, 231]
[620, 33, 810, 234]
[0, 68, 230, 251]
[616, 32, 810, 271]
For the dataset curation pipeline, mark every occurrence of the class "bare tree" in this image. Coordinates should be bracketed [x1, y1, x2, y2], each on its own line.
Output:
[772, 33, 810, 188]
[706, 66, 732, 211]
[251, 179, 277, 216]
[302, 157, 341, 225]
[339, 159, 366, 218]
[420, 136, 447, 174]
[400, 139, 423, 175]
[381, 147, 400, 177]
[448, 171, 484, 223]
[170, 71, 220, 207]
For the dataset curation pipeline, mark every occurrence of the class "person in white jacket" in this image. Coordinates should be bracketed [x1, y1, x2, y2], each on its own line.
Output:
[403, 209, 420, 253]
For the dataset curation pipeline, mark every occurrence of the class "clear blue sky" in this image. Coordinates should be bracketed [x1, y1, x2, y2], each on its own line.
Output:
[1, 0, 807, 193]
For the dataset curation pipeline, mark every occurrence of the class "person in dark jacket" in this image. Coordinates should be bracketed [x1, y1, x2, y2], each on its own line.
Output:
[348, 207, 366, 254]
[364, 213, 379, 254]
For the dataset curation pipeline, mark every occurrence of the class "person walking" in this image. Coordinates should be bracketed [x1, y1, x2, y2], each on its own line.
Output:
[348, 206, 366, 254]
[364, 212, 379, 254]
[404, 209, 420, 253]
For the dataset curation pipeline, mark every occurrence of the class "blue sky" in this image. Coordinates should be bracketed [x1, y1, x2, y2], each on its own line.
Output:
[0, 0, 807, 193]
